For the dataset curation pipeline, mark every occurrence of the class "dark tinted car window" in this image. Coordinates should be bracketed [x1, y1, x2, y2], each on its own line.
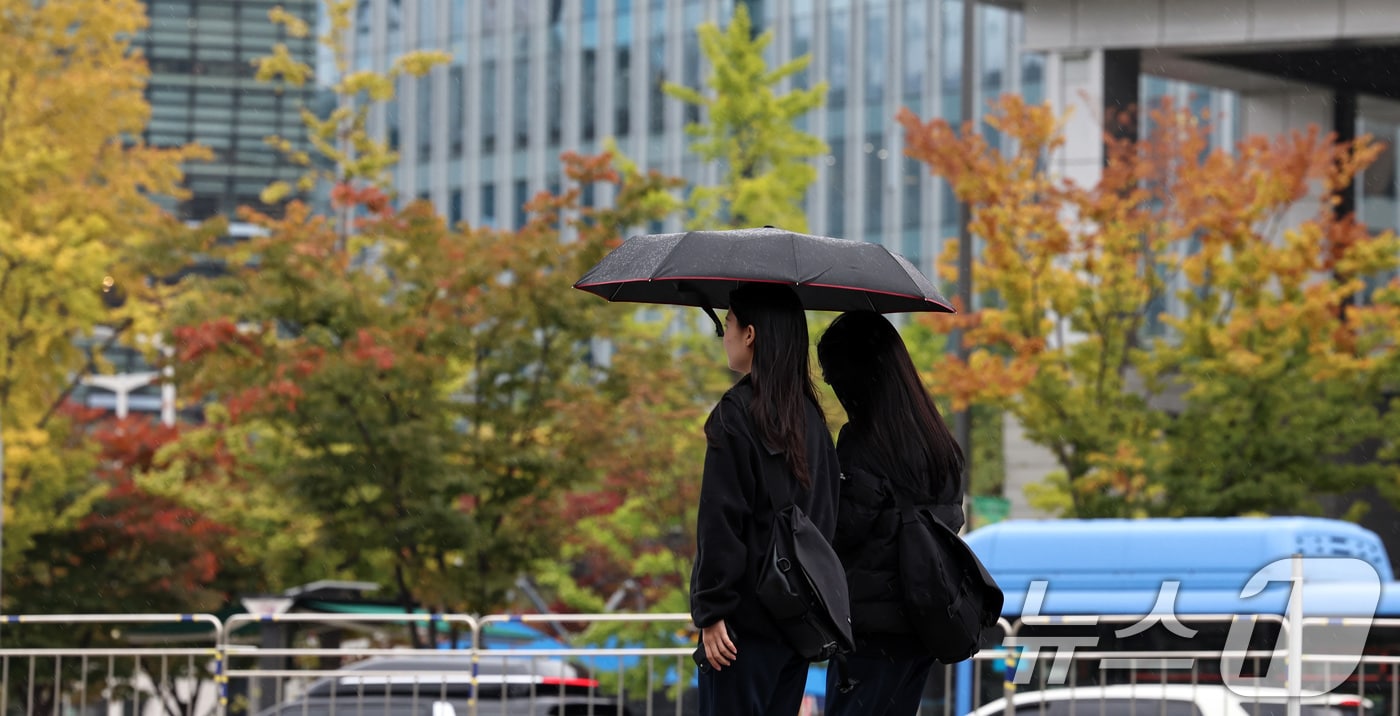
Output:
[1015, 698, 1203, 716]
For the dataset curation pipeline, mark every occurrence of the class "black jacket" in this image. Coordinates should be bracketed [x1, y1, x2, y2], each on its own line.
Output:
[690, 375, 842, 643]
[833, 425, 964, 657]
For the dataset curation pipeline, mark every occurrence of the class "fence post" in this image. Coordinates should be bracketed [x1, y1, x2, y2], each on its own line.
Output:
[241, 597, 295, 714]
[956, 659, 974, 715]
[1003, 620, 1020, 716]
[1287, 554, 1303, 716]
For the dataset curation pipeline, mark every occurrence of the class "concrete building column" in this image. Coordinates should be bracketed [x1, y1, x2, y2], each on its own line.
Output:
[1044, 48, 1104, 187]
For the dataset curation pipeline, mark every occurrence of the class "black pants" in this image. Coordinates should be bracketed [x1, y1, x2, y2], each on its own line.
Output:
[823, 651, 937, 716]
[697, 632, 809, 716]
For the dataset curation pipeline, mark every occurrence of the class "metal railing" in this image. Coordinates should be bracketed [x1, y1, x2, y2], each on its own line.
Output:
[0, 611, 1392, 716]
[0, 613, 223, 716]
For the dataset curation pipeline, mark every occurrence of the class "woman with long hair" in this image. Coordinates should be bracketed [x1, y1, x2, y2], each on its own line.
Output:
[690, 282, 842, 715]
[816, 310, 965, 716]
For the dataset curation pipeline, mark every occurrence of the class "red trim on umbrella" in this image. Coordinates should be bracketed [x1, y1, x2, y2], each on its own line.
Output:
[574, 276, 787, 288]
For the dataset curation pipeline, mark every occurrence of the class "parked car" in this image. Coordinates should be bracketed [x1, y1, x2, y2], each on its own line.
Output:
[968, 684, 1371, 716]
[253, 654, 632, 716]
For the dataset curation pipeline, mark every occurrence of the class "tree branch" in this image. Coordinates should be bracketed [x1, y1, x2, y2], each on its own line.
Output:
[36, 318, 135, 430]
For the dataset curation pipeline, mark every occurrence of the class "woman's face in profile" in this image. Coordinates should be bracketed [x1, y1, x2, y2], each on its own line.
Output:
[723, 311, 754, 374]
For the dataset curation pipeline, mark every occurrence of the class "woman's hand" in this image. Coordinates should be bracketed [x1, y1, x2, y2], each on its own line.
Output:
[701, 619, 738, 670]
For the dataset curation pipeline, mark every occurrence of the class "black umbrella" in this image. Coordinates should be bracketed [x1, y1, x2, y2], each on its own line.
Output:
[574, 226, 954, 335]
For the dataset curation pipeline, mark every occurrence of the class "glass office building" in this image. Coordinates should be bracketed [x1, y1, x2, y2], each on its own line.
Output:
[349, 0, 1041, 274]
[139, 0, 319, 222]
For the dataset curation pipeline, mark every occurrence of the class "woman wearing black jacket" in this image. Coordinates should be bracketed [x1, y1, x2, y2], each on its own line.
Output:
[816, 311, 965, 716]
[690, 283, 842, 716]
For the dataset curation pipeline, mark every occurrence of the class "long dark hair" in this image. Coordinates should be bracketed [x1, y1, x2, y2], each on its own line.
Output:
[729, 283, 824, 488]
[817, 311, 963, 500]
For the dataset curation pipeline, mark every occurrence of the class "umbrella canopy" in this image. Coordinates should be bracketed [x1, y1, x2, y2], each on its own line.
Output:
[574, 227, 955, 327]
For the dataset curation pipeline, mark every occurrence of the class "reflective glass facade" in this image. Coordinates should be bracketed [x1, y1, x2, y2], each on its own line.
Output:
[140, 0, 318, 221]
[355, 0, 1034, 275]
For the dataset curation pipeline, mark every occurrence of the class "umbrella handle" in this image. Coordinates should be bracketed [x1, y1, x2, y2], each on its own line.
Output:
[675, 280, 725, 338]
[700, 305, 724, 338]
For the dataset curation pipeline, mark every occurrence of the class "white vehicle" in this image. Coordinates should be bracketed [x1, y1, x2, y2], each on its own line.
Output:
[968, 684, 1371, 716]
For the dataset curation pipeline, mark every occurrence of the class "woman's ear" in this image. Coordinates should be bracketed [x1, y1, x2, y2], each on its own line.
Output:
[742, 324, 755, 348]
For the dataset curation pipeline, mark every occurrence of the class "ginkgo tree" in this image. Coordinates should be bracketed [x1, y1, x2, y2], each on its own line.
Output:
[901, 95, 1400, 518]
[664, 4, 828, 231]
[0, 0, 207, 596]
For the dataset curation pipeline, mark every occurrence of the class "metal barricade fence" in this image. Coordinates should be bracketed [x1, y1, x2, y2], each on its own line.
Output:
[473, 612, 695, 716]
[220, 611, 479, 716]
[0, 613, 224, 716]
[1300, 618, 1400, 716]
[0, 612, 1397, 716]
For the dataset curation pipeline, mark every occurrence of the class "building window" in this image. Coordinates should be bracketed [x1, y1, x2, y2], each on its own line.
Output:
[482, 0, 498, 34]
[865, 3, 887, 105]
[387, 77, 402, 152]
[514, 32, 530, 149]
[615, 46, 631, 136]
[903, 157, 922, 230]
[449, 188, 463, 225]
[941, 0, 964, 123]
[449, 65, 464, 158]
[790, 6, 813, 92]
[514, 179, 529, 229]
[417, 75, 432, 161]
[582, 46, 598, 141]
[615, 0, 633, 137]
[418, 0, 437, 48]
[648, 0, 667, 135]
[827, 4, 849, 107]
[1359, 119, 1399, 304]
[547, 3, 564, 146]
[864, 136, 884, 234]
[904, 0, 927, 100]
[1022, 52, 1046, 106]
[450, 0, 467, 41]
[827, 138, 846, 238]
[482, 183, 497, 227]
[980, 5, 1009, 98]
[387, 0, 403, 57]
[481, 59, 498, 154]
[681, 0, 702, 126]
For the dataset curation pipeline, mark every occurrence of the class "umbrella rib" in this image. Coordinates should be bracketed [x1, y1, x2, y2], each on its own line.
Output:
[789, 235, 801, 286]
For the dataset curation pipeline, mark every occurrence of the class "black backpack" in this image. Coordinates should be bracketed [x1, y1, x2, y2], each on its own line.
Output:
[754, 468, 855, 663]
[884, 474, 1004, 664]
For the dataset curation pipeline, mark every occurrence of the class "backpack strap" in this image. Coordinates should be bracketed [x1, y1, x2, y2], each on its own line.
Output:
[729, 383, 800, 512]
[754, 447, 798, 514]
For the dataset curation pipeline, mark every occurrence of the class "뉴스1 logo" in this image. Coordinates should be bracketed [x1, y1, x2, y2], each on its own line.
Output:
[1006, 557, 1382, 696]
